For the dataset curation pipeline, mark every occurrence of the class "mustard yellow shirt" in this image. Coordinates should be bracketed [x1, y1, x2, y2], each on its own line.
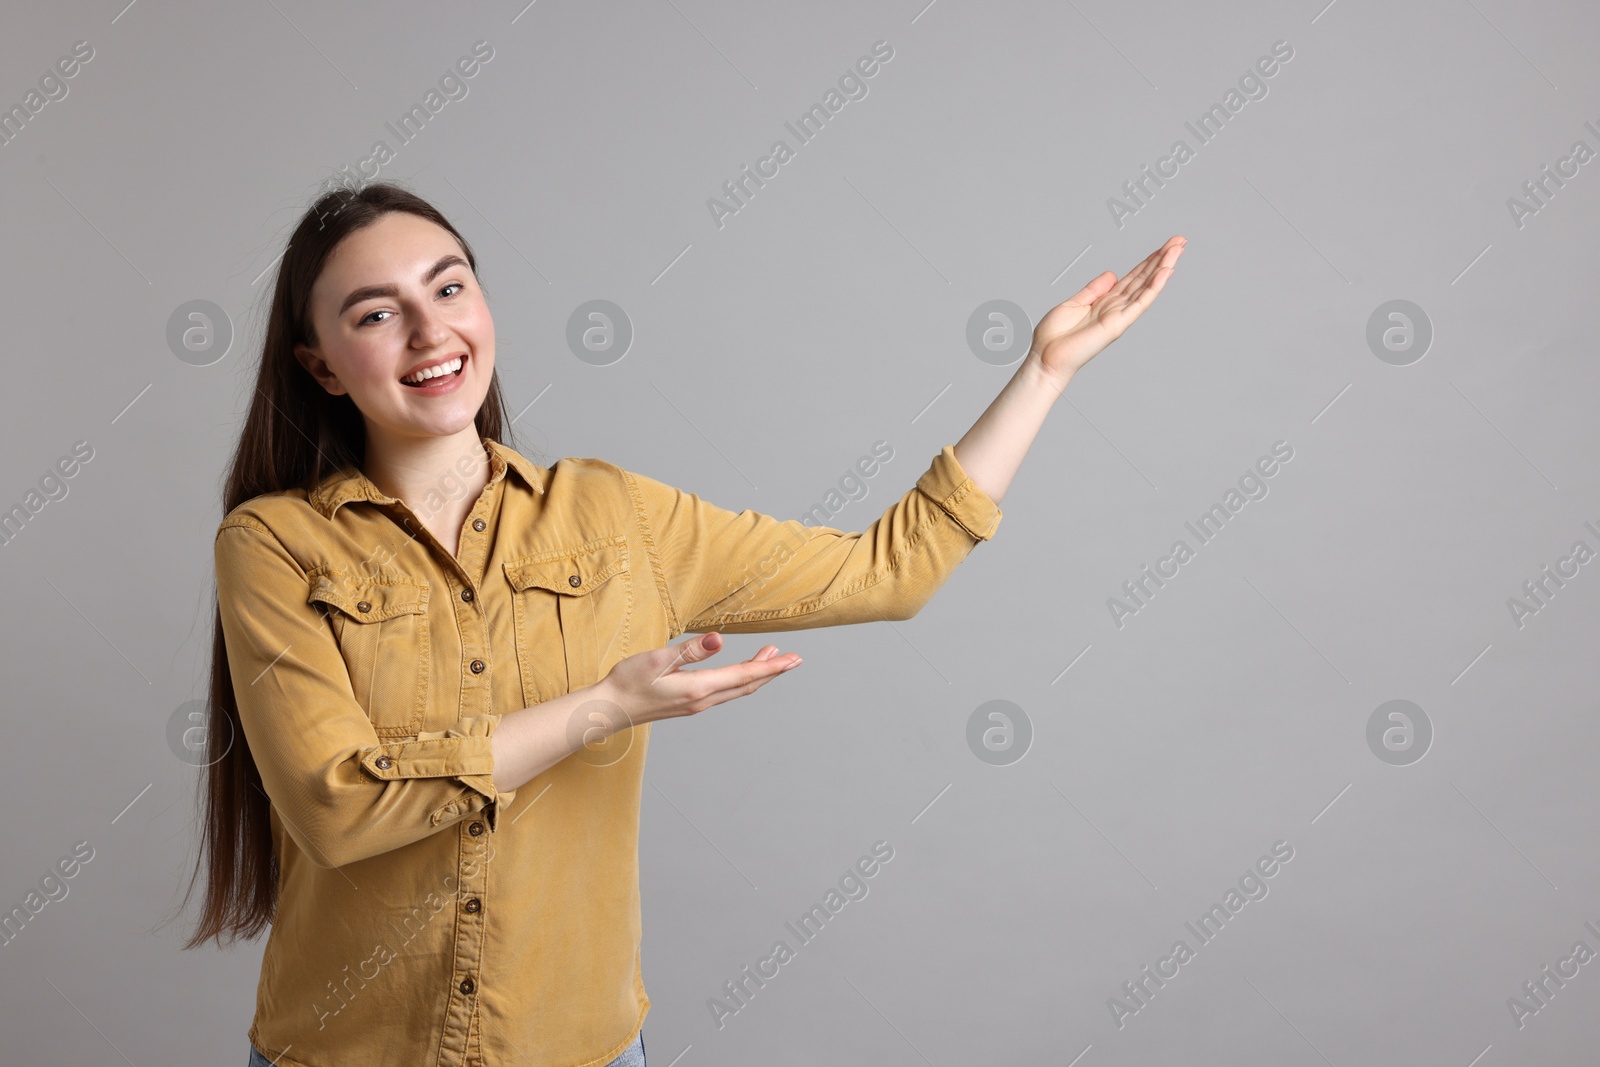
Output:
[213, 436, 1001, 1067]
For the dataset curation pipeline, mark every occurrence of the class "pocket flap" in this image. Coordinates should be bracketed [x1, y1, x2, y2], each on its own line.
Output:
[307, 571, 429, 621]
[504, 536, 629, 596]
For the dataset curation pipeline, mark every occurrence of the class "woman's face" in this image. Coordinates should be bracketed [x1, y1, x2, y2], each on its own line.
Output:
[295, 211, 494, 443]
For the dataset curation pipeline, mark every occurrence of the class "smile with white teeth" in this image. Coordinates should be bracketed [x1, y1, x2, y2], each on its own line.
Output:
[402, 355, 465, 384]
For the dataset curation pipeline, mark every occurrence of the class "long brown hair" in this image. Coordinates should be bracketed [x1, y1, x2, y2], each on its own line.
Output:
[174, 180, 515, 948]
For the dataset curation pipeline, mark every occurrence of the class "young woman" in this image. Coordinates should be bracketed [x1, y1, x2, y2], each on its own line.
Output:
[180, 181, 1182, 1067]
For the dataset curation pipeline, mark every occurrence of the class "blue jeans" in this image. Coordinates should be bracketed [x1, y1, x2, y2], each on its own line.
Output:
[249, 1031, 645, 1066]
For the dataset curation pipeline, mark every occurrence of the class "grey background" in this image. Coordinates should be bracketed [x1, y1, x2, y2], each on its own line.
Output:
[2, 0, 1597, 1064]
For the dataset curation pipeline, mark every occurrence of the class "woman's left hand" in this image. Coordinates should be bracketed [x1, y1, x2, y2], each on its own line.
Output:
[1031, 235, 1186, 387]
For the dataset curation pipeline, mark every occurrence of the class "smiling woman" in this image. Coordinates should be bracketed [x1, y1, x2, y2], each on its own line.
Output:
[177, 178, 1183, 1067]
[178, 181, 822, 1067]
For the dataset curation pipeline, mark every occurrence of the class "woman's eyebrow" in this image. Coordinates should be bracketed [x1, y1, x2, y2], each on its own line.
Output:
[337, 253, 470, 316]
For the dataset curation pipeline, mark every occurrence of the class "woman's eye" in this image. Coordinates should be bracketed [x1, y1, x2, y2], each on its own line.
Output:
[357, 283, 462, 326]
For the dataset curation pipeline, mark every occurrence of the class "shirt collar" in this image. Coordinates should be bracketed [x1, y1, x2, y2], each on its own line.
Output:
[308, 435, 545, 519]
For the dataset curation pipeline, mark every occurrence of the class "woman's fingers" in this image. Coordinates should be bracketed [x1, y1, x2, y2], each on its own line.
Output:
[653, 635, 799, 685]
[608, 634, 803, 723]
[1129, 258, 1176, 311]
[705, 653, 802, 687]
[1107, 236, 1183, 303]
[1106, 243, 1166, 301]
[697, 657, 802, 707]
[1121, 241, 1184, 313]
[686, 652, 801, 699]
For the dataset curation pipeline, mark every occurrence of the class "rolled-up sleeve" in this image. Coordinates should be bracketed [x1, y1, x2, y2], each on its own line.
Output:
[624, 443, 1002, 635]
[214, 518, 517, 869]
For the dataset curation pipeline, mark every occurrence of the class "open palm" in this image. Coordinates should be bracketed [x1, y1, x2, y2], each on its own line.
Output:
[1032, 235, 1186, 385]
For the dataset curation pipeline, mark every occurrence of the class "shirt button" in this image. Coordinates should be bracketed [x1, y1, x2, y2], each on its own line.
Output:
[568, 575, 581, 588]
[470, 659, 486, 674]
[468, 821, 485, 836]
[459, 976, 476, 995]
[472, 519, 486, 532]
[461, 588, 474, 602]
[464, 897, 481, 913]
[356, 600, 372, 613]
[374, 755, 393, 770]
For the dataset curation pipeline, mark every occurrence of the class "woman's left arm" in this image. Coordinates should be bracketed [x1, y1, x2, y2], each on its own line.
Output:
[954, 235, 1185, 506]
[625, 236, 1185, 635]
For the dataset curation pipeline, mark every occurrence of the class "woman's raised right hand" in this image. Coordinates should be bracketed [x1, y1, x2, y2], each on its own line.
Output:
[596, 632, 802, 727]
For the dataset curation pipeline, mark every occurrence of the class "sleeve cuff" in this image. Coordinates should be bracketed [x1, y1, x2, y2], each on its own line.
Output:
[359, 714, 517, 832]
[915, 444, 1002, 542]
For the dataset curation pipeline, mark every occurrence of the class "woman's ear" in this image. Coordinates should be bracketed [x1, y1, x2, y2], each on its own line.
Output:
[293, 341, 348, 396]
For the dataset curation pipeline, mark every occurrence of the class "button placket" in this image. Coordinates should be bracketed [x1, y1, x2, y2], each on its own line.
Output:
[443, 814, 493, 1058]
[452, 496, 495, 740]
[387, 474, 499, 1057]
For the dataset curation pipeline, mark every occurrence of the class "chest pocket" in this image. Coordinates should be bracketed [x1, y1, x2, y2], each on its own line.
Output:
[503, 534, 630, 705]
[306, 569, 431, 737]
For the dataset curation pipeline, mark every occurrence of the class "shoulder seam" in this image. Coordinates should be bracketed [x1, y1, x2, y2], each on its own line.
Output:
[215, 515, 311, 582]
[217, 515, 271, 537]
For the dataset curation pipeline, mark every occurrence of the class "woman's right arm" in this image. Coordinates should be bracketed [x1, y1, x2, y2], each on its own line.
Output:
[216, 519, 801, 866]
[216, 519, 525, 868]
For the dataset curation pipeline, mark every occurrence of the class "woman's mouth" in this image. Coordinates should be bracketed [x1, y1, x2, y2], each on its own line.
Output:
[400, 352, 468, 392]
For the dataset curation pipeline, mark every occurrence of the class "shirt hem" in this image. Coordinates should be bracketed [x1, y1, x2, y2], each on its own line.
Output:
[248, 992, 650, 1067]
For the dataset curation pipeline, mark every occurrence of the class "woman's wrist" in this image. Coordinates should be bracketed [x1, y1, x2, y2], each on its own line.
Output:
[1020, 346, 1074, 401]
[491, 681, 632, 792]
[952, 349, 1072, 506]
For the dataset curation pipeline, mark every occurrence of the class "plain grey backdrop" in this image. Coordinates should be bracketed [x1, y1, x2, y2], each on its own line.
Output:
[2, 0, 1598, 1064]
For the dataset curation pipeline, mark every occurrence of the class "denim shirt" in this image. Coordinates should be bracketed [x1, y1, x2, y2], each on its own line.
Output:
[213, 436, 1001, 1067]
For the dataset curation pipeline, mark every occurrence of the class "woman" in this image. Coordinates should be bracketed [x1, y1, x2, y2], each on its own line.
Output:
[180, 180, 1182, 1067]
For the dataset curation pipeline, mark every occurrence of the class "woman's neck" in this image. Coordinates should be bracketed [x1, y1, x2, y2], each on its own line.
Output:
[362, 425, 491, 554]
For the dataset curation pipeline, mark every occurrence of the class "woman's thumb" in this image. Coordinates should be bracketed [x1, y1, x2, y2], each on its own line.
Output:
[677, 631, 722, 663]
